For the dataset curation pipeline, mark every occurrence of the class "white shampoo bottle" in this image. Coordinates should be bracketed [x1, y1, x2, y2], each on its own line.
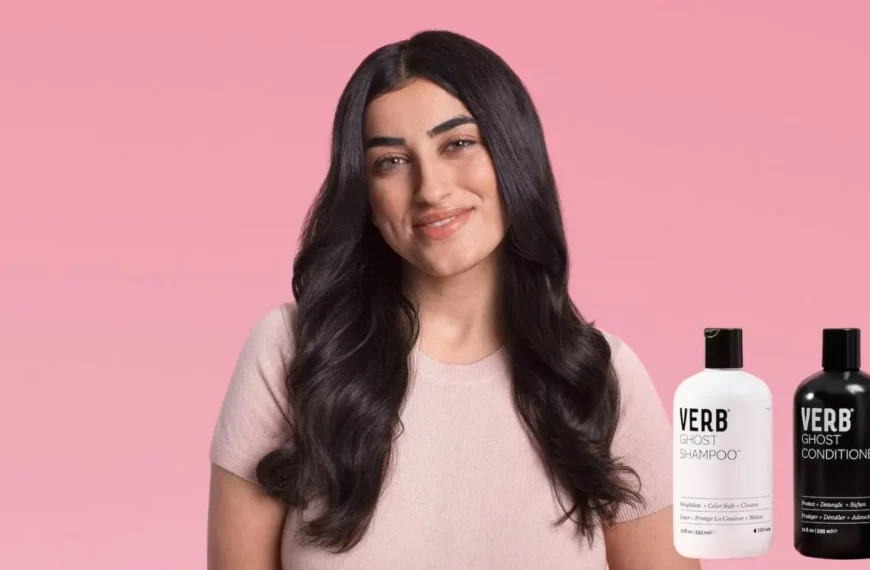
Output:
[673, 328, 773, 559]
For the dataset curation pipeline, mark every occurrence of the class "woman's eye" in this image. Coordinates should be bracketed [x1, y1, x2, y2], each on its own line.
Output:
[373, 156, 407, 172]
[446, 139, 475, 152]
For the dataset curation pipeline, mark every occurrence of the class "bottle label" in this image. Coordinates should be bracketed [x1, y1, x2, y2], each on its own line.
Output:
[674, 398, 773, 539]
[797, 405, 870, 531]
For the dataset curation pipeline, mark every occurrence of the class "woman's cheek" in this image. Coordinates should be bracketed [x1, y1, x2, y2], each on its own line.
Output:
[457, 151, 499, 198]
[368, 186, 395, 222]
[368, 188, 410, 242]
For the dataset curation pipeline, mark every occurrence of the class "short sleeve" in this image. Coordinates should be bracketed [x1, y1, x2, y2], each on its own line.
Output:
[209, 302, 297, 484]
[605, 333, 673, 523]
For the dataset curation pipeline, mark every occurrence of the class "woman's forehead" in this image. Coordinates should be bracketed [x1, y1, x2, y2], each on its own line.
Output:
[364, 79, 472, 137]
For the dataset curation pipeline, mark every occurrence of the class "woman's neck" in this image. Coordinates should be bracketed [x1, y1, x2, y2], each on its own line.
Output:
[403, 255, 503, 364]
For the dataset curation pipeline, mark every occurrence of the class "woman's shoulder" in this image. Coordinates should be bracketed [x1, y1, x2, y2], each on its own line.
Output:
[263, 300, 297, 337]
[595, 328, 654, 392]
[597, 329, 630, 362]
[598, 329, 621, 350]
[242, 300, 299, 366]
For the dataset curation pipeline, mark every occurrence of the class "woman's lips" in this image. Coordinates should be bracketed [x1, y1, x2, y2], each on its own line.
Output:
[413, 208, 473, 241]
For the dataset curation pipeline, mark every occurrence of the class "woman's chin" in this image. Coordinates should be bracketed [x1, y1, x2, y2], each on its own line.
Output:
[414, 253, 491, 279]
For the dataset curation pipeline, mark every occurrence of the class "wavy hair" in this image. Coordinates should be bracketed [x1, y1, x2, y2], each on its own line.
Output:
[256, 29, 642, 552]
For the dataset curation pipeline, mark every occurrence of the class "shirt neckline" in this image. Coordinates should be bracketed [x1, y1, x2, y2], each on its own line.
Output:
[410, 343, 510, 386]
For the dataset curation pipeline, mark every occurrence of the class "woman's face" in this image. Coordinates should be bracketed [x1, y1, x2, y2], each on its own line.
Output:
[364, 78, 506, 278]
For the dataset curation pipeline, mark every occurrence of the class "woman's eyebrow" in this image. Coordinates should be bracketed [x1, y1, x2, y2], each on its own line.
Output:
[427, 115, 476, 137]
[365, 136, 404, 149]
[364, 115, 476, 149]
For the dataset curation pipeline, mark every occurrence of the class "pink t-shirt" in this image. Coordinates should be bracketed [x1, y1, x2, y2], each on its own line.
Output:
[209, 302, 673, 569]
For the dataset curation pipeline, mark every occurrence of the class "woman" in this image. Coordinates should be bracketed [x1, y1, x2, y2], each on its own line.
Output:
[207, 30, 697, 570]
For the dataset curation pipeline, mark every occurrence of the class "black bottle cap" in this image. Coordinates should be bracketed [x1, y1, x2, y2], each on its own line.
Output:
[705, 328, 743, 369]
[822, 328, 860, 370]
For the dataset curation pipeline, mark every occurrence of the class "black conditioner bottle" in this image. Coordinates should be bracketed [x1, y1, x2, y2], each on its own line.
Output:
[794, 328, 870, 559]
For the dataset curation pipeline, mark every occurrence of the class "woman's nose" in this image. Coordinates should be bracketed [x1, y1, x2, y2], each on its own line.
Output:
[413, 157, 452, 204]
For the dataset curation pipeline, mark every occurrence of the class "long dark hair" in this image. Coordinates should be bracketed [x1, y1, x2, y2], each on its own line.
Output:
[256, 30, 642, 552]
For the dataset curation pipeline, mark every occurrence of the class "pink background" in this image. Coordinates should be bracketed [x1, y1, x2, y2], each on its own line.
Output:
[1, 1, 868, 568]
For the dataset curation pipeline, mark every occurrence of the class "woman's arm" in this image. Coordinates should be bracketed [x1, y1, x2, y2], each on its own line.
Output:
[207, 305, 297, 568]
[208, 464, 288, 570]
[604, 507, 700, 570]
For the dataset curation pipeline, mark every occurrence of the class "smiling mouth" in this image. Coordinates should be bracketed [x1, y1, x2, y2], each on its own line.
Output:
[424, 216, 457, 228]
[412, 207, 474, 241]
[413, 207, 472, 227]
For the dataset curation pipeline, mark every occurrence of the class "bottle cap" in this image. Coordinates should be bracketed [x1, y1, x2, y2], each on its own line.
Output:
[822, 328, 860, 370]
[705, 328, 743, 369]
